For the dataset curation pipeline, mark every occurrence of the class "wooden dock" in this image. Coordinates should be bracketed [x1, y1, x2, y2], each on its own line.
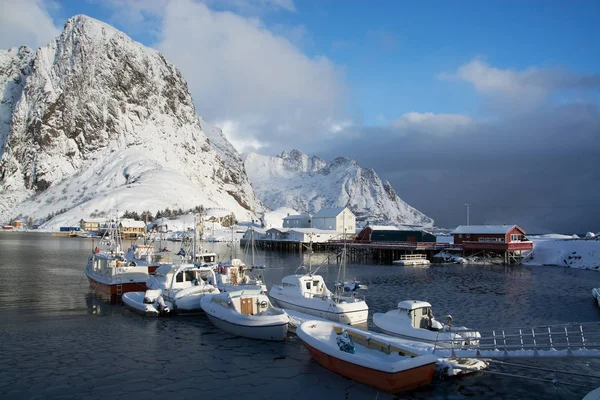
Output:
[250, 238, 528, 265]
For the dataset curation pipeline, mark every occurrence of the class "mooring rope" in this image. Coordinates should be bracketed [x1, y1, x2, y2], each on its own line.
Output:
[486, 359, 600, 379]
[447, 364, 598, 389]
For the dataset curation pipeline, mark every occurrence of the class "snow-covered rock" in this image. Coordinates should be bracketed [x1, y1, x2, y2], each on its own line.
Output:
[243, 150, 433, 227]
[0, 15, 262, 228]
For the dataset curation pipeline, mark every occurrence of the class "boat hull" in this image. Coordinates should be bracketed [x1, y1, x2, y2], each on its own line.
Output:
[122, 292, 161, 317]
[205, 313, 288, 341]
[87, 277, 147, 297]
[270, 295, 368, 325]
[303, 342, 434, 393]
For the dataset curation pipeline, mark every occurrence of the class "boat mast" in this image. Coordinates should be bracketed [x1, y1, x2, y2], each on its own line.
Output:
[342, 211, 346, 283]
[193, 213, 197, 264]
[251, 226, 255, 267]
[230, 225, 234, 260]
[308, 233, 313, 274]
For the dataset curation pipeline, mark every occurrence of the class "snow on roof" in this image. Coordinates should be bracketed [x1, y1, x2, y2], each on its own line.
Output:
[80, 218, 106, 223]
[283, 213, 311, 220]
[312, 207, 346, 219]
[267, 227, 290, 233]
[451, 225, 521, 235]
[366, 225, 399, 231]
[119, 218, 146, 228]
[397, 300, 432, 310]
[288, 228, 338, 234]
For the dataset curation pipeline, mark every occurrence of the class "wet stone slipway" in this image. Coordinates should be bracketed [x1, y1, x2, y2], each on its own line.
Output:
[1, 232, 600, 399]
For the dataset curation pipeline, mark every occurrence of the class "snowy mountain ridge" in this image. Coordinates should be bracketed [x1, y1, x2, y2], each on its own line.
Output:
[0, 15, 262, 228]
[243, 150, 434, 227]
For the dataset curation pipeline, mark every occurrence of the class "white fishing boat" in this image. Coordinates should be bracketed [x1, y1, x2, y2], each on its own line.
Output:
[215, 259, 267, 293]
[296, 320, 438, 393]
[373, 300, 480, 346]
[215, 227, 267, 293]
[122, 289, 172, 317]
[85, 219, 155, 298]
[146, 264, 219, 312]
[269, 236, 368, 325]
[201, 290, 289, 341]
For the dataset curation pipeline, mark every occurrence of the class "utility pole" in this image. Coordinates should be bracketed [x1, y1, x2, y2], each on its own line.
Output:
[465, 204, 470, 226]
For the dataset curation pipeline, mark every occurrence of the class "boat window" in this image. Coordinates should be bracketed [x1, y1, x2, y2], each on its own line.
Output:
[423, 308, 428, 316]
[283, 282, 295, 287]
[176, 272, 183, 283]
[185, 271, 195, 281]
[305, 282, 311, 290]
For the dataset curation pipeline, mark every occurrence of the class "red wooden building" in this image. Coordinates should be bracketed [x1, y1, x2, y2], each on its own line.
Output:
[451, 225, 533, 251]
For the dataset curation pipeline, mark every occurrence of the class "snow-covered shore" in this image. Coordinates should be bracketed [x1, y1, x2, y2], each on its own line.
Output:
[524, 235, 600, 271]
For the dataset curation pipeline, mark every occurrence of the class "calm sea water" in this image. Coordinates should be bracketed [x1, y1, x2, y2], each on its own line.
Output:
[1, 232, 599, 399]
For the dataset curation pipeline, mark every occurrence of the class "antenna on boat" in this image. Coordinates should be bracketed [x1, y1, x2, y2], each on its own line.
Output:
[193, 213, 197, 265]
[308, 233, 313, 274]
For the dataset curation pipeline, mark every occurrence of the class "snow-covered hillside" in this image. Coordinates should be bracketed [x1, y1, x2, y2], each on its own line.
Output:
[0, 15, 262, 229]
[243, 150, 434, 227]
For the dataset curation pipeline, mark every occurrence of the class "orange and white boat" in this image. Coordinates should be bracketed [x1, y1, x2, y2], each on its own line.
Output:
[296, 320, 437, 394]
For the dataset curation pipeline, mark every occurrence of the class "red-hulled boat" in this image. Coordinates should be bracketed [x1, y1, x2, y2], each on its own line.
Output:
[296, 320, 437, 393]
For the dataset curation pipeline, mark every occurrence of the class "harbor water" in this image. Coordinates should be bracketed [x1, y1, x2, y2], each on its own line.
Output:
[1, 232, 599, 399]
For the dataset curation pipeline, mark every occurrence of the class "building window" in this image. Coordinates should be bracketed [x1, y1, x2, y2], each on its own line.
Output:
[459, 234, 462, 238]
[466, 234, 470, 239]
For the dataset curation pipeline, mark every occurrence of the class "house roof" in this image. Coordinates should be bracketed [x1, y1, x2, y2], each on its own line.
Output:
[288, 228, 338, 235]
[119, 218, 146, 228]
[366, 225, 399, 231]
[451, 225, 522, 235]
[266, 227, 290, 233]
[397, 300, 432, 310]
[312, 207, 346, 219]
[283, 213, 311, 220]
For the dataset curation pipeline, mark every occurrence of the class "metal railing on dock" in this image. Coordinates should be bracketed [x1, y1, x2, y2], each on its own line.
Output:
[432, 321, 600, 358]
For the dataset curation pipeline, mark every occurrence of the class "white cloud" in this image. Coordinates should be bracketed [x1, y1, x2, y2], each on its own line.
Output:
[0, 0, 60, 49]
[440, 58, 600, 104]
[390, 112, 473, 135]
[214, 118, 269, 153]
[155, 0, 347, 153]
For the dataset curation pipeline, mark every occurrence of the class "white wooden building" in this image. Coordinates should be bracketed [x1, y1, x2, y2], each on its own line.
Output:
[286, 228, 338, 243]
[282, 213, 312, 228]
[311, 207, 356, 236]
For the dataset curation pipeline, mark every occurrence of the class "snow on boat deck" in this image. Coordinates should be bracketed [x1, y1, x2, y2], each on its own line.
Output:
[284, 309, 487, 377]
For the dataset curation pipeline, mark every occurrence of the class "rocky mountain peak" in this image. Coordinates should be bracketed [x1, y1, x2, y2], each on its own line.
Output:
[244, 151, 434, 227]
[0, 14, 262, 227]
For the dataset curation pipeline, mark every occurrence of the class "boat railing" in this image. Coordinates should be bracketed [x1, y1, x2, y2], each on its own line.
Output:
[432, 321, 600, 358]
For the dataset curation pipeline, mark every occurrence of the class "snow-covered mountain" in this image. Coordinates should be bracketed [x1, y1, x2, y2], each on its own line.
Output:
[243, 150, 434, 227]
[0, 15, 262, 228]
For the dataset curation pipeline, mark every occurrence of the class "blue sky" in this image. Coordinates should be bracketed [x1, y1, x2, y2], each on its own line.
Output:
[40, 0, 600, 125]
[1, 0, 599, 232]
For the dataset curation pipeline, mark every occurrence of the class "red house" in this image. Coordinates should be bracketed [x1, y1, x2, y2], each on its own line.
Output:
[451, 225, 533, 251]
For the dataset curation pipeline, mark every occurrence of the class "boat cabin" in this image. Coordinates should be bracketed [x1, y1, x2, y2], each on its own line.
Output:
[125, 244, 155, 265]
[281, 275, 330, 298]
[150, 265, 217, 290]
[194, 251, 217, 265]
[209, 290, 272, 315]
[397, 300, 437, 330]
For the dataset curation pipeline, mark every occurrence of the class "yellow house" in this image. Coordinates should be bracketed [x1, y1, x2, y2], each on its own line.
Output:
[119, 219, 146, 238]
[79, 219, 103, 231]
